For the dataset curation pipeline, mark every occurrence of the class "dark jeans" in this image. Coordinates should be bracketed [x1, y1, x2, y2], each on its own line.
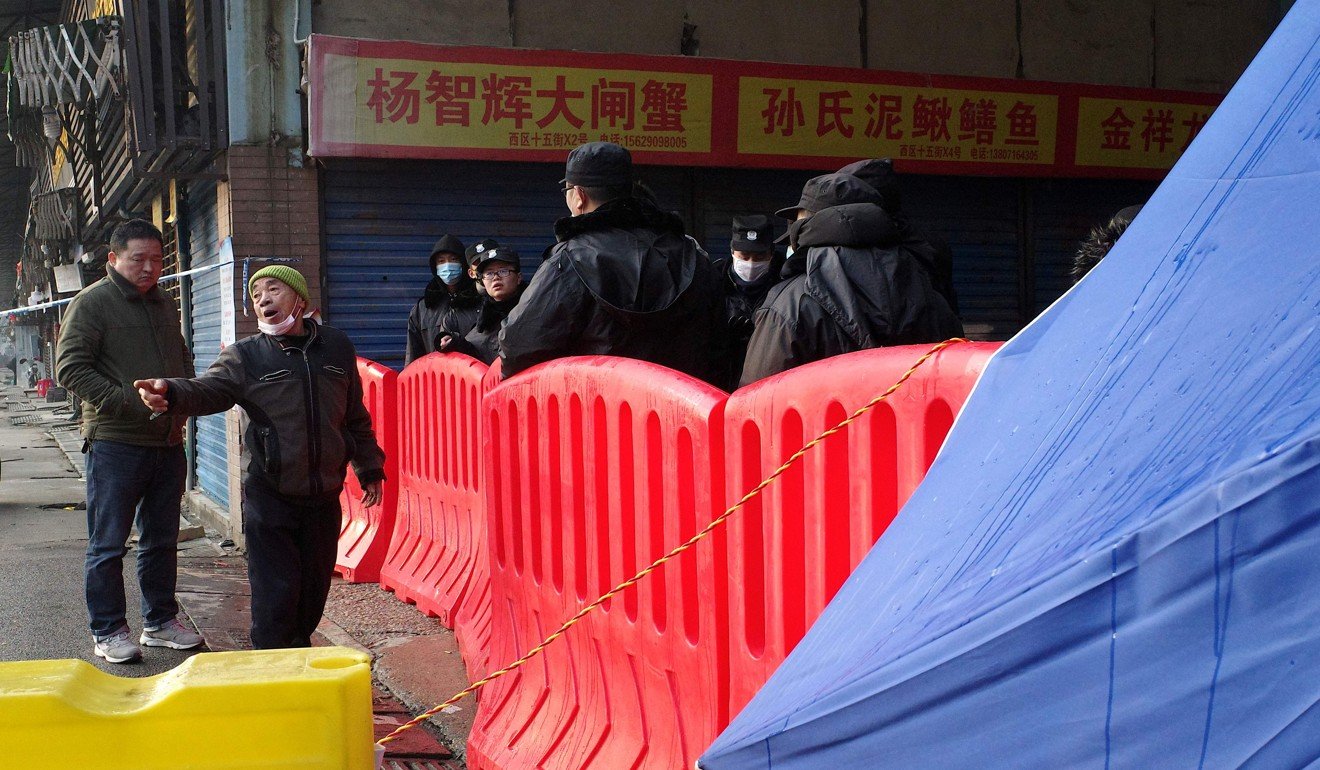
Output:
[243, 480, 342, 649]
[84, 440, 186, 638]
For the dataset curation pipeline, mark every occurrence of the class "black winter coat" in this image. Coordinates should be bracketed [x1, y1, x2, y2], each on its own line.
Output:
[739, 203, 964, 387]
[442, 283, 527, 365]
[404, 278, 481, 366]
[499, 197, 725, 384]
[710, 254, 785, 391]
[162, 321, 386, 500]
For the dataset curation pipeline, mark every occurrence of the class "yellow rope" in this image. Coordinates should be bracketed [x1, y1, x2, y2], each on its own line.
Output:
[377, 338, 968, 746]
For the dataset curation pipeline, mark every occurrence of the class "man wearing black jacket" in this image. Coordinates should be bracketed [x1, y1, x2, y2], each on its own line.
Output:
[739, 173, 964, 387]
[710, 214, 784, 391]
[498, 142, 724, 384]
[837, 158, 960, 315]
[439, 239, 527, 365]
[404, 234, 481, 366]
[135, 266, 386, 649]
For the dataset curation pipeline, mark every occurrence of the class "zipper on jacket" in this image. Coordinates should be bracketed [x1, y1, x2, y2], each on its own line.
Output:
[141, 299, 177, 437]
[295, 332, 323, 497]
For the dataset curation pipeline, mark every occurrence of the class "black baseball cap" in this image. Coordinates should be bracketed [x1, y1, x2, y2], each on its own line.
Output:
[731, 214, 775, 252]
[774, 173, 885, 219]
[561, 142, 633, 188]
[465, 238, 502, 267]
[472, 243, 521, 274]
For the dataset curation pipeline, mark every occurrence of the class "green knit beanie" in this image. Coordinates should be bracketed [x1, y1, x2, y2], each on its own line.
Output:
[248, 265, 310, 305]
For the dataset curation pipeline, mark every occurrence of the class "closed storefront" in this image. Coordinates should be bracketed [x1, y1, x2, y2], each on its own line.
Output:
[183, 180, 230, 509]
[309, 36, 1214, 370]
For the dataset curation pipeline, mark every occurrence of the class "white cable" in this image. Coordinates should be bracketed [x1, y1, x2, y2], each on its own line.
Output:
[0, 261, 234, 317]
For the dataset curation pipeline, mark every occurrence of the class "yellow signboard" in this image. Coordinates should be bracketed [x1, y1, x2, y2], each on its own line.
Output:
[309, 36, 1221, 178]
[315, 52, 713, 157]
[1075, 98, 1213, 169]
[737, 77, 1059, 166]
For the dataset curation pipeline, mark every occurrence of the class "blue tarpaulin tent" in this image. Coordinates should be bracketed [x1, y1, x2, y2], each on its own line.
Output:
[700, 2, 1320, 767]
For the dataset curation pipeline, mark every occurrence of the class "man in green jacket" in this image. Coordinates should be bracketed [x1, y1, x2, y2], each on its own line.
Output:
[55, 219, 205, 664]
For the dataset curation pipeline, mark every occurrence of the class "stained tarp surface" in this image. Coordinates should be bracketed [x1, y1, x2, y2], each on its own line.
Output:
[700, 3, 1320, 768]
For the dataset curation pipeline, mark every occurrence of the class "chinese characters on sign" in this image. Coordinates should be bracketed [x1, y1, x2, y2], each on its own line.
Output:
[308, 36, 1221, 177]
[323, 56, 712, 155]
[1075, 98, 1214, 169]
[739, 77, 1059, 166]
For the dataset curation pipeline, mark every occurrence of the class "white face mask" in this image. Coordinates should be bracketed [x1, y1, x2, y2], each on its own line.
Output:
[732, 258, 772, 283]
[257, 303, 304, 336]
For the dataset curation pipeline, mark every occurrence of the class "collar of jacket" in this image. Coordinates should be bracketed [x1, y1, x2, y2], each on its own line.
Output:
[105, 264, 164, 302]
[476, 282, 527, 331]
[553, 196, 686, 242]
[422, 276, 480, 310]
[270, 318, 321, 352]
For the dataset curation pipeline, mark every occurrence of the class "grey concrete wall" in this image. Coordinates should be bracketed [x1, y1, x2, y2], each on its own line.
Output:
[690, 0, 862, 67]
[312, 0, 511, 46]
[867, 1, 1019, 79]
[512, 0, 686, 55]
[1019, 0, 1155, 86]
[310, 0, 1281, 93]
[1154, 0, 1279, 92]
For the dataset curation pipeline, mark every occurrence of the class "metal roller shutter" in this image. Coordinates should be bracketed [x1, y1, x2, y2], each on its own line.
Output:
[900, 174, 1022, 340]
[691, 167, 817, 257]
[1029, 178, 1158, 314]
[325, 159, 1113, 364]
[324, 159, 567, 369]
[184, 179, 229, 509]
[693, 169, 1025, 341]
[323, 159, 703, 370]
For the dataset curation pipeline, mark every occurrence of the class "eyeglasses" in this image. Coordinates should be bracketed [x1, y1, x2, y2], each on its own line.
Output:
[561, 183, 576, 193]
[481, 268, 517, 281]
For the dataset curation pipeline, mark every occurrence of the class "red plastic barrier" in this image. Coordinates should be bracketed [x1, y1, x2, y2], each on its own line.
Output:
[468, 357, 728, 770]
[448, 359, 508, 683]
[720, 342, 1000, 719]
[378, 352, 490, 664]
[335, 357, 399, 583]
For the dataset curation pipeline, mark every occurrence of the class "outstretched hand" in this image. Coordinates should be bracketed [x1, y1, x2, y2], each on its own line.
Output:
[133, 379, 169, 414]
[361, 481, 383, 508]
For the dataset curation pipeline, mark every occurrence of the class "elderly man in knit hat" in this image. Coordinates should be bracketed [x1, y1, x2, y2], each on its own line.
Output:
[134, 265, 386, 649]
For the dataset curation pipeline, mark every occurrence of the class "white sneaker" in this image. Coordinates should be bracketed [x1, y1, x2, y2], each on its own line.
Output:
[140, 617, 205, 650]
[93, 628, 142, 663]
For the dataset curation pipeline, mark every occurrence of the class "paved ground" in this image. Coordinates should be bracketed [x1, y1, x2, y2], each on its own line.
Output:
[0, 385, 470, 767]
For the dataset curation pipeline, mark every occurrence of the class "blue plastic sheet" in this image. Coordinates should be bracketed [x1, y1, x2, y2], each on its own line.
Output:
[700, 3, 1320, 767]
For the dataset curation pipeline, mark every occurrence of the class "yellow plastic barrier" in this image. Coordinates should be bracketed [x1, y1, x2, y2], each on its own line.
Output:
[0, 647, 374, 769]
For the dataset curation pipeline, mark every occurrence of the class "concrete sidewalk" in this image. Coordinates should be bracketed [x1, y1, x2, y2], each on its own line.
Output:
[0, 384, 473, 768]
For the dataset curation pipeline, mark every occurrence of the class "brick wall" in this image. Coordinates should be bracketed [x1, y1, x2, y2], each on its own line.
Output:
[225, 145, 323, 338]
[213, 145, 324, 544]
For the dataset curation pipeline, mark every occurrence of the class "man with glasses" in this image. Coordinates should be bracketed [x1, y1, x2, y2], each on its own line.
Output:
[55, 218, 205, 664]
[499, 141, 724, 383]
[439, 239, 526, 365]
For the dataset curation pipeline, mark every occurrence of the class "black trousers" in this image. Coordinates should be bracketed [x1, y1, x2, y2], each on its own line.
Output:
[242, 481, 341, 649]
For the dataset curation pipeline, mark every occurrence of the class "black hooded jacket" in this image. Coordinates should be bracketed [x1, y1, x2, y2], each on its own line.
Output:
[442, 282, 527, 365]
[499, 196, 725, 383]
[739, 202, 964, 387]
[710, 253, 785, 391]
[404, 277, 482, 366]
